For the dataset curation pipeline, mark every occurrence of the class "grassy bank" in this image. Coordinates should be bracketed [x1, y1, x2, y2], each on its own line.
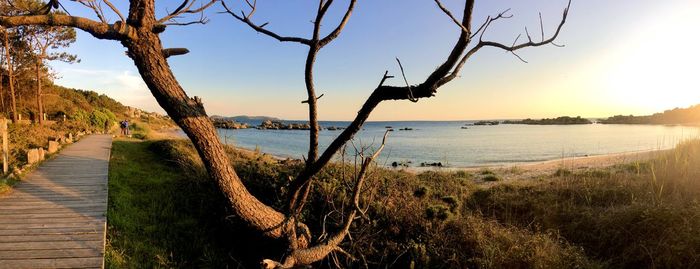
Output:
[106, 139, 236, 268]
[106, 128, 700, 268]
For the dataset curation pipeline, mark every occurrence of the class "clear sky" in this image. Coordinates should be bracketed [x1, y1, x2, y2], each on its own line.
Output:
[50, 0, 700, 121]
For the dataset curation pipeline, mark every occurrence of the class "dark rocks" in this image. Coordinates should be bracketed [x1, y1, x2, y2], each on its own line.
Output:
[420, 162, 443, 167]
[473, 121, 500, 126]
[258, 120, 311, 130]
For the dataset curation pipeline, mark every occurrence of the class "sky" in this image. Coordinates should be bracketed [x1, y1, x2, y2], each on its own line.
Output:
[50, 0, 700, 121]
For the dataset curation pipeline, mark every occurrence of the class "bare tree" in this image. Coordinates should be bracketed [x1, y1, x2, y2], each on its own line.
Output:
[0, 0, 570, 267]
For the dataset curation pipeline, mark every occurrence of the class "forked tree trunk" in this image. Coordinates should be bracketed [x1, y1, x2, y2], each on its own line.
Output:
[120, 26, 295, 242]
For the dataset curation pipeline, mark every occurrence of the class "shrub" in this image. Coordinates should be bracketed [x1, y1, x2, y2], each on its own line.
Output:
[479, 169, 495, 175]
[425, 204, 452, 221]
[441, 195, 460, 212]
[414, 186, 430, 198]
[483, 175, 500, 182]
[554, 168, 572, 177]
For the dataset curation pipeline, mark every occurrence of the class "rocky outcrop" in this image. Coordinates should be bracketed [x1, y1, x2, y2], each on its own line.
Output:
[212, 118, 249, 129]
[258, 120, 311, 130]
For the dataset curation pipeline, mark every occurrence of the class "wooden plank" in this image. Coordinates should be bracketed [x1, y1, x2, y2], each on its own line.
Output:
[0, 211, 104, 219]
[0, 135, 111, 268]
[2, 221, 105, 230]
[0, 203, 107, 210]
[0, 206, 107, 215]
[0, 216, 105, 224]
[0, 240, 103, 251]
[0, 233, 103, 243]
[0, 257, 103, 268]
[0, 194, 104, 202]
[0, 226, 103, 236]
[0, 198, 107, 204]
[0, 248, 102, 259]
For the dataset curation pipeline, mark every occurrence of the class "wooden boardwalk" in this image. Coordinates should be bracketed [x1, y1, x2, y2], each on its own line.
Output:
[0, 135, 112, 269]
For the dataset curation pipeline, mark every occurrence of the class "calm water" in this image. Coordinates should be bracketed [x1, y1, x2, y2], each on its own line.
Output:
[204, 121, 699, 167]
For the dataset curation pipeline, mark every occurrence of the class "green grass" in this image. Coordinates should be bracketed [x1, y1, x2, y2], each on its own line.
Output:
[106, 139, 236, 268]
[0, 177, 19, 195]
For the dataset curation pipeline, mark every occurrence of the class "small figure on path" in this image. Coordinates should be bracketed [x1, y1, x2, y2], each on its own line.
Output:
[120, 120, 128, 136]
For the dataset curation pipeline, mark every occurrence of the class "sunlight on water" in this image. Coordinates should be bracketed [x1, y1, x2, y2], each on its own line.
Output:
[211, 122, 699, 167]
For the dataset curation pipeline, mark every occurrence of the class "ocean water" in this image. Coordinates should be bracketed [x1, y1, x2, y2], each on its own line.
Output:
[207, 121, 699, 167]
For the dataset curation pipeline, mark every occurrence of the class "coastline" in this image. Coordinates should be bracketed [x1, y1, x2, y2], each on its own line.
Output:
[154, 127, 667, 178]
[404, 149, 667, 180]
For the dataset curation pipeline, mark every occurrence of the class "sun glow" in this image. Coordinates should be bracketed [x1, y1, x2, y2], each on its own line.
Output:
[598, 2, 700, 114]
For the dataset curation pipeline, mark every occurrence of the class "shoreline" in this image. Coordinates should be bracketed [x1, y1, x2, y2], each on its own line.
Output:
[404, 149, 667, 180]
[154, 127, 667, 177]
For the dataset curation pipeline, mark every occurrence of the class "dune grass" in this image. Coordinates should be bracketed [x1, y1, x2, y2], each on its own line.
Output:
[468, 139, 700, 268]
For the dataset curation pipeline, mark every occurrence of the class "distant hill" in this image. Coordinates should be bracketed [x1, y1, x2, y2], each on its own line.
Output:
[600, 105, 700, 125]
[503, 116, 592, 125]
[210, 115, 281, 123]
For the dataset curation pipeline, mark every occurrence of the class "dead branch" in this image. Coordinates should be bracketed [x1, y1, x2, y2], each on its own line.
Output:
[395, 58, 417, 102]
[162, 48, 190, 58]
[74, 0, 107, 23]
[318, 0, 357, 47]
[221, 0, 312, 45]
[477, 0, 571, 61]
[102, 0, 125, 22]
[434, 0, 469, 34]
[301, 93, 324, 104]
[228, 0, 360, 219]
[157, 0, 218, 25]
[287, 1, 570, 214]
[266, 130, 390, 268]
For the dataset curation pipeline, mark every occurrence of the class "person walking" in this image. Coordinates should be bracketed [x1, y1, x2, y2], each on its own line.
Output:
[120, 120, 127, 136]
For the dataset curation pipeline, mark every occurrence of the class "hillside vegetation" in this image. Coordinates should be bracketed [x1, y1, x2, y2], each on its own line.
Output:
[601, 104, 700, 125]
[0, 84, 173, 194]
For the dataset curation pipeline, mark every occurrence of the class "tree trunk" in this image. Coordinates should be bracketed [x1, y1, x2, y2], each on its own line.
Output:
[3, 30, 15, 123]
[36, 60, 43, 125]
[120, 27, 296, 242]
[0, 52, 4, 115]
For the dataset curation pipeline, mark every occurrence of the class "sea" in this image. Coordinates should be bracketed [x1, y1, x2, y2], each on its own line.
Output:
[201, 121, 700, 168]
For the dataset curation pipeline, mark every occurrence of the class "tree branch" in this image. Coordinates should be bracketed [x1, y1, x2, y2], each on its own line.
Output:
[157, 0, 218, 24]
[221, 0, 312, 45]
[478, 0, 571, 60]
[0, 14, 134, 40]
[318, 0, 356, 47]
[267, 131, 390, 269]
[103, 0, 126, 23]
[434, 0, 469, 34]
